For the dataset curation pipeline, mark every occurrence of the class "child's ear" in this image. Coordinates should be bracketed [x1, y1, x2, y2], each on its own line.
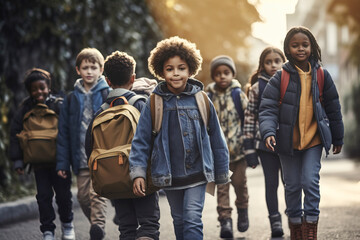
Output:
[105, 77, 113, 88]
[100, 67, 104, 74]
[76, 66, 81, 75]
[130, 74, 135, 84]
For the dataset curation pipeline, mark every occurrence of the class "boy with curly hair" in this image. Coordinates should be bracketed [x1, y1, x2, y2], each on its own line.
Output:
[129, 36, 230, 240]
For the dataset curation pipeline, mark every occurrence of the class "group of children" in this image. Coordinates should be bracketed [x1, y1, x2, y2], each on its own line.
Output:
[10, 26, 344, 240]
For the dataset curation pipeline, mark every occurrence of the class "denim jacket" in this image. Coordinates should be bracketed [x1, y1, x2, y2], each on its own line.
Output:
[129, 79, 230, 187]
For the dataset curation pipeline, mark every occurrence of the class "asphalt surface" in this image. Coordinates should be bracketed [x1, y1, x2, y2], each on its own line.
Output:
[0, 155, 359, 239]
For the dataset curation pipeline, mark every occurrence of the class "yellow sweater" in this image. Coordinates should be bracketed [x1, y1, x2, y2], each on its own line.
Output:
[293, 63, 322, 150]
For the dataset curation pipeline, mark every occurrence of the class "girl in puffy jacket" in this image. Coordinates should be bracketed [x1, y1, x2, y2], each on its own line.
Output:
[259, 26, 344, 240]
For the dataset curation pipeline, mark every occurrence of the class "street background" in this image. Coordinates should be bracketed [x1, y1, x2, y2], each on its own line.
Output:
[1, 155, 359, 240]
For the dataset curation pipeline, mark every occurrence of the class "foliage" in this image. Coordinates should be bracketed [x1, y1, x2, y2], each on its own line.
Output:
[0, 0, 162, 202]
[146, 0, 260, 85]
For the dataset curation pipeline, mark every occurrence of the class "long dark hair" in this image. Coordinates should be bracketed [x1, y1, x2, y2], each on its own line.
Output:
[283, 26, 321, 65]
[248, 46, 286, 86]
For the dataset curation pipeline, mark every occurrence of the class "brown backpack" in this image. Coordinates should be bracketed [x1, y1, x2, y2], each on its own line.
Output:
[88, 96, 158, 199]
[16, 103, 58, 164]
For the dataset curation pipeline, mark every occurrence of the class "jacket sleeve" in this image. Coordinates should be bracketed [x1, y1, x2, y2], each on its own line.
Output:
[129, 101, 153, 181]
[208, 101, 230, 184]
[322, 69, 344, 146]
[56, 94, 71, 172]
[259, 72, 281, 141]
[9, 107, 26, 170]
[244, 84, 259, 140]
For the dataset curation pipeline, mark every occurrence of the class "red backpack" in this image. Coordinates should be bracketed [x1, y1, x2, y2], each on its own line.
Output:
[279, 67, 324, 105]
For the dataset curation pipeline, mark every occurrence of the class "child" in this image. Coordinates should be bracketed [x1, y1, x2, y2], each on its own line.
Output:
[205, 55, 249, 238]
[85, 51, 160, 240]
[56, 48, 110, 240]
[259, 26, 344, 240]
[243, 46, 286, 238]
[129, 36, 230, 240]
[10, 68, 74, 240]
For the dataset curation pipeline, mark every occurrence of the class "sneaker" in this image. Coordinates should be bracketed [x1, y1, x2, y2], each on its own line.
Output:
[43, 231, 55, 240]
[220, 218, 233, 238]
[237, 208, 249, 232]
[62, 221, 75, 240]
[90, 224, 105, 240]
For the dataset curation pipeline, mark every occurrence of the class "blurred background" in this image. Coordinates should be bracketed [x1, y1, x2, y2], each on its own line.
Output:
[0, 0, 359, 202]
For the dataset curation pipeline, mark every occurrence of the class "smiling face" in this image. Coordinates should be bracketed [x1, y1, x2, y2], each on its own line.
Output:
[162, 55, 190, 94]
[288, 32, 311, 70]
[213, 65, 234, 90]
[30, 79, 50, 103]
[263, 51, 284, 77]
[76, 59, 103, 90]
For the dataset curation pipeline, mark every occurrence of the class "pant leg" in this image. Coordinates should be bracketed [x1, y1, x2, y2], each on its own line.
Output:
[164, 189, 184, 240]
[216, 182, 232, 221]
[279, 152, 303, 220]
[301, 145, 322, 220]
[52, 169, 73, 223]
[258, 150, 282, 216]
[113, 198, 138, 240]
[76, 169, 91, 222]
[230, 159, 249, 209]
[34, 168, 56, 233]
[134, 192, 160, 240]
[89, 173, 107, 229]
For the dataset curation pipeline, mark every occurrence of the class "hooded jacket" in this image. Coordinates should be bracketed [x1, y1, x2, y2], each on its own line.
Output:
[259, 60, 344, 156]
[129, 79, 230, 187]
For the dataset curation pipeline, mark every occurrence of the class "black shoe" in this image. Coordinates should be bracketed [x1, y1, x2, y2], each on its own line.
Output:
[220, 218, 233, 238]
[90, 224, 105, 240]
[269, 213, 284, 237]
[237, 208, 249, 232]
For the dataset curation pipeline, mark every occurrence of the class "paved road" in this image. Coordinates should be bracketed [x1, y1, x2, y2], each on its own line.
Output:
[1, 156, 359, 239]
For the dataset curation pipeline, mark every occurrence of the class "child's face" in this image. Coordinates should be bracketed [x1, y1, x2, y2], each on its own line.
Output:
[76, 59, 103, 88]
[162, 55, 190, 94]
[213, 65, 233, 90]
[263, 52, 284, 76]
[288, 32, 311, 67]
[30, 80, 49, 104]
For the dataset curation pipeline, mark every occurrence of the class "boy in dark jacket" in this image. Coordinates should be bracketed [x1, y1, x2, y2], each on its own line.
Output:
[10, 68, 74, 240]
[85, 51, 160, 240]
[56, 48, 110, 240]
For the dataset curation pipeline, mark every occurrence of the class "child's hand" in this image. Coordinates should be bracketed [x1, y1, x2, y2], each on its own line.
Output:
[16, 168, 24, 175]
[57, 170, 67, 179]
[333, 145, 342, 154]
[133, 177, 146, 197]
[265, 136, 276, 152]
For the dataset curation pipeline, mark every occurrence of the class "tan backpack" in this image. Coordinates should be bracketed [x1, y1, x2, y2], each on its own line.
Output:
[16, 103, 58, 164]
[88, 96, 158, 199]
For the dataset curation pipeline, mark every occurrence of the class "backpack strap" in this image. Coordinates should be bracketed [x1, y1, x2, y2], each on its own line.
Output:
[195, 91, 210, 129]
[109, 96, 128, 107]
[317, 67, 324, 104]
[128, 94, 147, 106]
[231, 87, 244, 129]
[150, 93, 163, 136]
[279, 69, 290, 105]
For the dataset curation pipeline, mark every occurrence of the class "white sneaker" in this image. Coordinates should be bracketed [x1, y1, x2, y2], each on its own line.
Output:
[43, 231, 55, 240]
[62, 222, 75, 240]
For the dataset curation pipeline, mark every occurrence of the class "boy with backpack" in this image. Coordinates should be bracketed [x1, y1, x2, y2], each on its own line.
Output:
[10, 68, 74, 240]
[205, 55, 249, 239]
[56, 48, 110, 240]
[85, 50, 160, 240]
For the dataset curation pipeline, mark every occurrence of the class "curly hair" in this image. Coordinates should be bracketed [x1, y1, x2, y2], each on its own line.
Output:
[76, 48, 105, 68]
[104, 51, 136, 86]
[148, 36, 203, 79]
[24, 68, 51, 93]
[283, 26, 321, 65]
[248, 46, 286, 86]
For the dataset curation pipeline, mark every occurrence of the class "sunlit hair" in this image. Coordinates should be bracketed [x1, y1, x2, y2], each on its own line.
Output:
[76, 48, 105, 68]
[283, 26, 321, 65]
[24, 68, 51, 93]
[148, 36, 203, 79]
[248, 46, 286, 86]
[104, 51, 136, 86]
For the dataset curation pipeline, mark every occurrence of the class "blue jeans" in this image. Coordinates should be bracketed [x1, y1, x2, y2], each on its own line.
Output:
[258, 150, 284, 216]
[34, 167, 73, 233]
[279, 145, 322, 223]
[165, 183, 206, 240]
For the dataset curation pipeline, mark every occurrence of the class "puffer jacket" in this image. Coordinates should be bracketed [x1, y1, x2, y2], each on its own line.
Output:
[259, 60, 344, 156]
[129, 79, 230, 187]
[56, 77, 110, 175]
